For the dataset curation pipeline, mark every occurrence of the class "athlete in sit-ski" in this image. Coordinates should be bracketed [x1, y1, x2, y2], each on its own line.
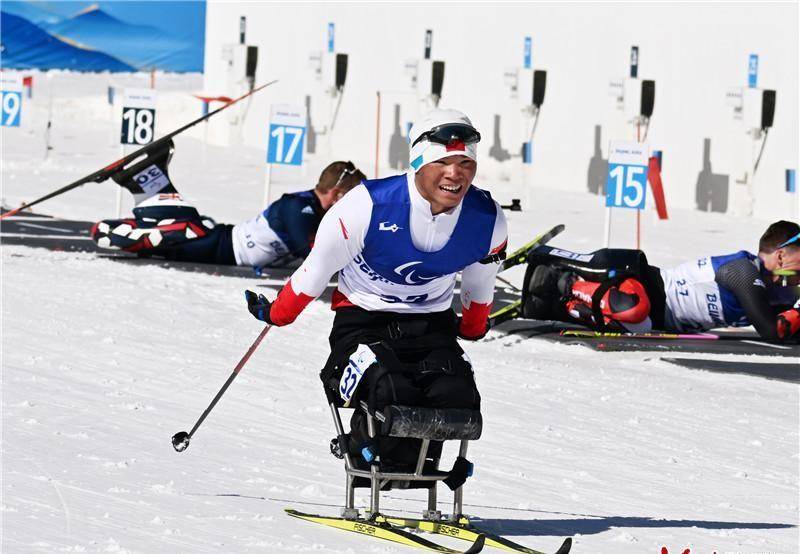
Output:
[245, 108, 508, 471]
[90, 143, 365, 269]
[521, 220, 800, 341]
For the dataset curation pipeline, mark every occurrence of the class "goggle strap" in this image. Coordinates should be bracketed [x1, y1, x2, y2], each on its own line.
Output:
[778, 232, 800, 249]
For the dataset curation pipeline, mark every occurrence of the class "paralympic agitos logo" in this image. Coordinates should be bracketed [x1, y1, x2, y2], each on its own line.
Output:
[393, 261, 438, 285]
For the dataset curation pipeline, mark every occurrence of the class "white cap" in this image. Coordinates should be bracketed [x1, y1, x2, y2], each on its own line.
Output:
[408, 108, 478, 171]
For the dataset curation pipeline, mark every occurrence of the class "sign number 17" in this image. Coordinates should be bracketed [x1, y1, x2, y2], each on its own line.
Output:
[269, 125, 304, 165]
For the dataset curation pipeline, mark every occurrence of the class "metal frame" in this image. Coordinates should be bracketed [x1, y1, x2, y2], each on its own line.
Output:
[329, 401, 469, 521]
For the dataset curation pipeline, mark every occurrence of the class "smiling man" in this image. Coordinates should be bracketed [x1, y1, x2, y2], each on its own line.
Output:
[244, 108, 507, 469]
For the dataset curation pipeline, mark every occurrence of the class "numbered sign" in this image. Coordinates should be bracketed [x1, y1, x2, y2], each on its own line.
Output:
[119, 88, 157, 145]
[121, 107, 155, 144]
[1, 75, 23, 127]
[606, 141, 649, 210]
[267, 104, 306, 166]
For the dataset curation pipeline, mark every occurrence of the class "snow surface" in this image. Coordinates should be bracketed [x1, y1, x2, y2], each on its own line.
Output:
[2, 71, 798, 554]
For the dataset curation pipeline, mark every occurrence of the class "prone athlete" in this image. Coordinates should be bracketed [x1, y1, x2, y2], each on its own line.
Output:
[90, 141, 365, 269]
[521, 220, 800, 342]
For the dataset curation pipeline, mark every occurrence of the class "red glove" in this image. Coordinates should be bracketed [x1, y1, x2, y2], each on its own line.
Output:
[458, 302, 492, 341]
[777, 308, 800, 340]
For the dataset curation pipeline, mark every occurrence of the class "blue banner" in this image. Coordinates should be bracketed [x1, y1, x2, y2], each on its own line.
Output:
[1, 1, 206, 72]
[328, 22, 335, 53]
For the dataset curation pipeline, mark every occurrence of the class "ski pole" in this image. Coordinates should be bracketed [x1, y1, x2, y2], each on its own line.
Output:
[1, 80, 278, 221]
[172, 324, 272, 452]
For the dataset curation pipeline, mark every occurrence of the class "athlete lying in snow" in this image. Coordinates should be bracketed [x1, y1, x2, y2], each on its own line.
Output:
[521, 220, 800, 342]
[90, 143, 365, 269]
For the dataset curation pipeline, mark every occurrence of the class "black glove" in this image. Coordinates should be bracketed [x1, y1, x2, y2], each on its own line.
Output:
[245, 290, 273, 324]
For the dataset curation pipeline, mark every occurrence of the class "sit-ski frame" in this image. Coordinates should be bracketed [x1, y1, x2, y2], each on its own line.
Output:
[329, 400, 469, 521]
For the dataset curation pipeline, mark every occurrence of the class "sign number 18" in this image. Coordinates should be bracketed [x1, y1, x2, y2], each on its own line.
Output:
[121, 107, 155, 145]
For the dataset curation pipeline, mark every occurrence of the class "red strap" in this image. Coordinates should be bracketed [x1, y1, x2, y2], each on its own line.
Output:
[460, 301, 491, 338]
[270, 280, 314, 326]
[331, 288, 356, 310]
[489, 238, 508, 255]
[192, 94, 233, 103]
[648, 156, 669, 220]
[571, 278, 650, 323]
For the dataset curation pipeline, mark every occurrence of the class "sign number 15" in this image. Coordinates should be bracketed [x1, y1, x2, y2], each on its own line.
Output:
[606, 163, 646, 209]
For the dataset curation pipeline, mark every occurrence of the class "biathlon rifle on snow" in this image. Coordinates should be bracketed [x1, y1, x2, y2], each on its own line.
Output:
[0, 80, 278, 221]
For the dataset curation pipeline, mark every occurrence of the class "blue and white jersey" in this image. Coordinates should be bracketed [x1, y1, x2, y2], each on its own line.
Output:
[660, 251, 760, 331]
[231, 190, 322, 267]
[288, 171, 508, 313]
[338, 174, 496, 311]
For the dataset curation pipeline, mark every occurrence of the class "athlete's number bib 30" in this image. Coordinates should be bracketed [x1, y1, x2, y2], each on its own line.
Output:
[339, 344, 377, 407]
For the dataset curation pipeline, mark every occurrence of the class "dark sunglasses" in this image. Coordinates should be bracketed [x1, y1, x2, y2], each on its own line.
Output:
[411, 123, 481, 148]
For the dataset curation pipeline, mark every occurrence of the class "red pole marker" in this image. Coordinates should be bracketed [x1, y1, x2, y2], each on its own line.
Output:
[648, 155, 669, 220]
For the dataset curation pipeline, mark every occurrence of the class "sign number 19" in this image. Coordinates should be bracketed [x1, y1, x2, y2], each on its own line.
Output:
[1, 91, 21, 127]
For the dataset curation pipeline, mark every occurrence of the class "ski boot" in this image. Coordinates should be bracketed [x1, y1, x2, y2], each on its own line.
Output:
[91, 195, 215, 254]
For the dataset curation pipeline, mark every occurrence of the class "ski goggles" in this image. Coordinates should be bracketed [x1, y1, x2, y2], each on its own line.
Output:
[411, 123, 481, 149]
[333, 161, 358, 188]
[778, 233, 800, 249]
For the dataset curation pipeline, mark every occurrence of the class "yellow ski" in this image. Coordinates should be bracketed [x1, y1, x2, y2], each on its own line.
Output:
[382, 515, 572, 554]
[489, 300, 522, 327]
[285, 509, 485, 553]
[501, 224, 565, 272]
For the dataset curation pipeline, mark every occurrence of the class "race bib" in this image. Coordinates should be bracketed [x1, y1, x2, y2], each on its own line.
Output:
[339, 344, 377, 407]
[134, 164, 170, 196]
